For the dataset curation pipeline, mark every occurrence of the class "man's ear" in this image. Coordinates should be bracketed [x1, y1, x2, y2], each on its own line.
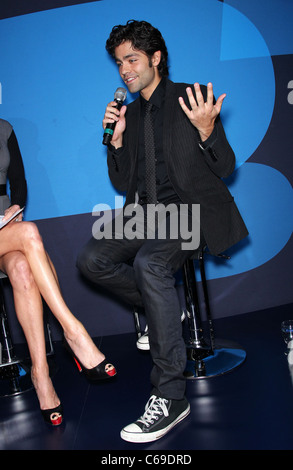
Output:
[152, 50, 161, 67]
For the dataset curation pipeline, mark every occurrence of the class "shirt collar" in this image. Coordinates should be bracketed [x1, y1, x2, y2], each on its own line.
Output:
[140, 77, 166, 110]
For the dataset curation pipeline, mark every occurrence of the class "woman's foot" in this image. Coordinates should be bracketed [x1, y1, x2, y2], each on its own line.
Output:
[41, 403, 63, 426]
[64, 324, 107, 370]
[31, 365, 61, 413]
[64, 324, 116, 380]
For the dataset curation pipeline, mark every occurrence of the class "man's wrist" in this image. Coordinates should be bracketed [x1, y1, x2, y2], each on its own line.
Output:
[198, 126, 214, 142]
[109, 142, 124, 155]
[198, 126, 217, 151]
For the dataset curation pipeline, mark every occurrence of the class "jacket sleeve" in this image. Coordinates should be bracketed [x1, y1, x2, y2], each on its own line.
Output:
[107, 144, 131, 192]
[197, 116, 235, 179]
[196, 85, 235, 179]
[7, 130, 27, 207]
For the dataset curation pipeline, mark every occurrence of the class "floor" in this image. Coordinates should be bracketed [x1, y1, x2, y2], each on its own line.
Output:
[1, 303, 293, 453]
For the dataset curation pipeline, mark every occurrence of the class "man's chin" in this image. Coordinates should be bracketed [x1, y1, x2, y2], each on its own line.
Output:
[125, 80, 140, 94]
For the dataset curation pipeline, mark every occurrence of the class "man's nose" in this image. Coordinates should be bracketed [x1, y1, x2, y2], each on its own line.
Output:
[120, 62, 130, 76]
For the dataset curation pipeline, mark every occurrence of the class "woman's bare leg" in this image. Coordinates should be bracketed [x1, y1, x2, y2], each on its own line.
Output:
[0, 251, 60, 411]
[0, 222, 107, 373]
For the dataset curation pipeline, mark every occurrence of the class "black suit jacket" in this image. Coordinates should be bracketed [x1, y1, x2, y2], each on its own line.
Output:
[107, 79, 248, 255]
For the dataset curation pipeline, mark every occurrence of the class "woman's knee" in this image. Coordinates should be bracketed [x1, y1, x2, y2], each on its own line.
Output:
[21, 222, 44, 251]
[5, 253, 35, 290]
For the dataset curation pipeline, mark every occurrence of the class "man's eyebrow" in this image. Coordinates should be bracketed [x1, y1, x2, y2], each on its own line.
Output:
[115, 52, 140, 62]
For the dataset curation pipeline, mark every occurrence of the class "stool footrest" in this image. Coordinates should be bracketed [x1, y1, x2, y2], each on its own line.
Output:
[184, 339, 246, 379]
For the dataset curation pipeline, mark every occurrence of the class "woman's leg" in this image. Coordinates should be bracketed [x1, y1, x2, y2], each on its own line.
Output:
[0, 251, 60, 411]
[0, 221, 107, 369]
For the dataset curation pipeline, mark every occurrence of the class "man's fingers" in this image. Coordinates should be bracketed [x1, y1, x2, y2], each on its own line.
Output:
[206, 82, 214, 106]
[193, 82, 205, 107]
[215, 93, 226, 113]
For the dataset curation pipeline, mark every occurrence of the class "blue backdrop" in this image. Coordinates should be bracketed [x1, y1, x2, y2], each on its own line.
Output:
[0, 0, 292, 338]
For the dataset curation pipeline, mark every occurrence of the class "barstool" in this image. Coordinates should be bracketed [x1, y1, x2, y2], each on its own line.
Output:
[133, 245, 246, 379]
[0, 272, 54, 397]
[183, 246, 246, 379]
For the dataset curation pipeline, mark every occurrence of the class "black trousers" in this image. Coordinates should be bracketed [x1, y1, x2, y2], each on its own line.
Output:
[77, 206, 199, 399]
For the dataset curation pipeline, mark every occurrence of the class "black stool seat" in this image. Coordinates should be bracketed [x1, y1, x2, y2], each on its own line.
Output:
[183, 246, 246, 379]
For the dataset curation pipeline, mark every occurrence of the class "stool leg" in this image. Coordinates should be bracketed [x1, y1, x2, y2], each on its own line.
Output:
[133, 307, 142, 339]
[0, 280, 33, 397]
[43, 307, 54, 356]
[183, 250, 247, 379]
[198, 250, 215, 352]
[183, 259, 207, 350]
[183, 258, 212, 377]
[0, 288, 15, 363]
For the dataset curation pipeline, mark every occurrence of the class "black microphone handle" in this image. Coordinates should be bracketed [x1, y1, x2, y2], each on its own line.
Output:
[102, 100, 123, 146]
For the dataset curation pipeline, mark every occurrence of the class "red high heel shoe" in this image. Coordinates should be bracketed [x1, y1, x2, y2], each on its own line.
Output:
[41, 403, 63, 426]
[63, 339, 117, 382]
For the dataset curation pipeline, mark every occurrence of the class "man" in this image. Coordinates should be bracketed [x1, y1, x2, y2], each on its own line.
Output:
[77, 20, 248, 443]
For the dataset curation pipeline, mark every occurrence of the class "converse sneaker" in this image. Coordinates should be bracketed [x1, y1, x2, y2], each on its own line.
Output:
[136, 311, 186, 351]
[136, 325, 149, 351]
[120, 395, 190, 443]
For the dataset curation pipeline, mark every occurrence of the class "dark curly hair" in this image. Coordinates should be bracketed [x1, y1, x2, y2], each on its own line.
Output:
[105, 20, 169, 77]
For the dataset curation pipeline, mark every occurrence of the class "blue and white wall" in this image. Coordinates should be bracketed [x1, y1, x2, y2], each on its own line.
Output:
[1, 0, 292, 340]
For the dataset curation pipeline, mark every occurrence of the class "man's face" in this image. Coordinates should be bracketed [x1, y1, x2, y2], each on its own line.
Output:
[114, 40, 161, 100]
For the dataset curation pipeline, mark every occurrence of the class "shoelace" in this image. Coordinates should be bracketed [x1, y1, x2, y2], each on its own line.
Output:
[137, 395, 169, 427]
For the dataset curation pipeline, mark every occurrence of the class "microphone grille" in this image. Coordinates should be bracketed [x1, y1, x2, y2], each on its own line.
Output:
[114, 87, 127, 102]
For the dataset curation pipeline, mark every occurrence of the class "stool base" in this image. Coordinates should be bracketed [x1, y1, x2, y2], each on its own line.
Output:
[0, 361, 33, 397]
[0, 356, 58, 398]
[184, 339, 246, 379]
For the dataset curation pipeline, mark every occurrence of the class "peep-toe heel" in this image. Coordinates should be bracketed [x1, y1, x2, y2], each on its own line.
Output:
[63, 339, 117, 382]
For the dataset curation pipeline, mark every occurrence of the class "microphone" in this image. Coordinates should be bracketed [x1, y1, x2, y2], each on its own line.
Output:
[103, 87, 127, 145]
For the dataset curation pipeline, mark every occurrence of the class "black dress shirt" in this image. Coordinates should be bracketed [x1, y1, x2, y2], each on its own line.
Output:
[137, 78, 181, 205]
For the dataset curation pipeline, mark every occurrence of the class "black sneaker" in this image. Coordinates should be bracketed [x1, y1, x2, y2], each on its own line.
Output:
[120, 395, 190, 443]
